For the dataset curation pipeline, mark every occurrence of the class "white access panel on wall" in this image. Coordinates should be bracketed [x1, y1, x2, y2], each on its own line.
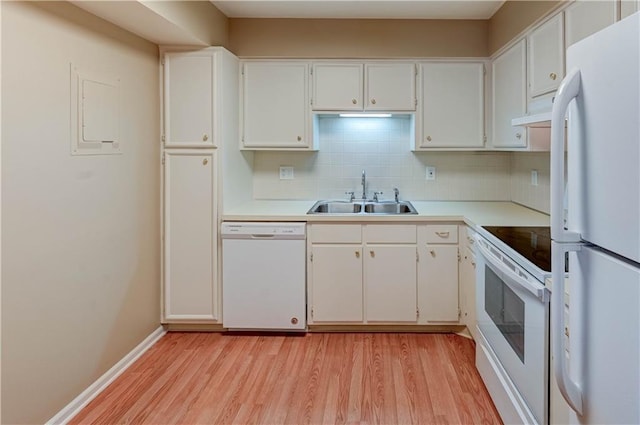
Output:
[163, 149, 218, 322]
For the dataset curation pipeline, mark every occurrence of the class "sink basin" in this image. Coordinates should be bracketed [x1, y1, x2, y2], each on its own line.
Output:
[307, 200, 417, 215]
[364, 201, 418, 214]
[307, 201, 362, 214]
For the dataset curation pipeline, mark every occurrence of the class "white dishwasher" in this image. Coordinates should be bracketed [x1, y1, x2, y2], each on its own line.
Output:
[221, 222, 306, 331]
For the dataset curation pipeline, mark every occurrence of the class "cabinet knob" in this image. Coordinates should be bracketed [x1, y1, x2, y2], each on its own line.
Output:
[429, 249, 436, 257]
[370, 250, 375, 258]
[371, 98, 377, 105]
[550, 72, 557, 81]
[516, 133, 522, 139]
[291, 317, 299, 325]
[297, 136, 302, 142]
[352, 98, 357, 105]
[202, 158, 208, 165]
[355, 251, 360, 258]
[202, 134, 209, 142]
[426, 135, 432, 142]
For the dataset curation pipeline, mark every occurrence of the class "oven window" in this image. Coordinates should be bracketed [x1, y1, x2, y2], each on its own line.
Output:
[485, 267, 525, 362]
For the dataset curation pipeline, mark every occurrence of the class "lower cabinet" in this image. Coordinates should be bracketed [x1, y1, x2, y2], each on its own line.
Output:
[308, 223, 461, 326]
[459, 226, 478, 339]
[162, 149, 218, 323]
[417, 225, 460, 323]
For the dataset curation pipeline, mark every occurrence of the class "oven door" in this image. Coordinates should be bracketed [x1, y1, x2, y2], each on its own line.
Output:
[476, 236, 549, 425]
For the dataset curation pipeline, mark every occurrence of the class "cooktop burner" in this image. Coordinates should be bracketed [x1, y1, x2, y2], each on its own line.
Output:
[482, 226, 551, 273]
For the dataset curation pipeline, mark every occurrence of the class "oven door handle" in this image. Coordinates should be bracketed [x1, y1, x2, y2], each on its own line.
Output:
[476, 238, 549, 302]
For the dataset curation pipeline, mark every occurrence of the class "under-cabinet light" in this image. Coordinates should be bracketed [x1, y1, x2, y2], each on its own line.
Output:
[338, 113, 392, 118]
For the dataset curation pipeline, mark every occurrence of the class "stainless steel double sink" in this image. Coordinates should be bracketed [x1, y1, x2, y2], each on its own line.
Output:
[307, 200, 418, 215]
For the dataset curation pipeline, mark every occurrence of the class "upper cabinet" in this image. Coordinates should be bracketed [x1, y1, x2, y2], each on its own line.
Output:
[417, 62, 485, 149]
[241, 61, 312, 150]
[528, 13, 564, 98]
[163, 51, 215, 148]
[312, 63, 363, 110]
[565, 0, 617, 49]
[492, 39, 528, 148]
[621, 0, 640, 19]
[311, 62, 416, 112]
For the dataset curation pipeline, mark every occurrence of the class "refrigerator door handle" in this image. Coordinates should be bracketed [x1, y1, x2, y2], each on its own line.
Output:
[551, 69, 582, 243]
[551, 241, 584, 415]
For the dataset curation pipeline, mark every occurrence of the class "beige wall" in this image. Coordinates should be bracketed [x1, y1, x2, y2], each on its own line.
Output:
[143, 0, 229, 47]
[1, 2, 161, 423]
[229, 18, 488, 58]
[488, 0, 563, 55]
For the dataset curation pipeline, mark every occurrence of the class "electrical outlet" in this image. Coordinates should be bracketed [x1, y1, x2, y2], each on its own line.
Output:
[531, 169, 538, 186]
[426, 166, 436, 181]
[279, 166, 294, 180]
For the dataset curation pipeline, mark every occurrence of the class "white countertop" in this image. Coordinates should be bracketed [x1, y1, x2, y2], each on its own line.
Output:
[222, 200, 549, 228]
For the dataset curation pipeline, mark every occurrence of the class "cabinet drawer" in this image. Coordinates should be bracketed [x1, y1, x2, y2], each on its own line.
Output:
[309, 224, 361, 243]
[364, 225, 417, 243]
[423, 225, 458, 244]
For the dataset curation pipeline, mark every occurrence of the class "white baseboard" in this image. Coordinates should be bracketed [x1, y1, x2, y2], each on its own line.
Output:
[46, 326, 166, 425]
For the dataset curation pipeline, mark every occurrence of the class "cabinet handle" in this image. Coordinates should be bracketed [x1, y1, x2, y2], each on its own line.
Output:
[467, 236, 475, 244]
[297, 136, 302, 142]
[429, 249, 436, 257]
[371, 98, 377, 105]
[202, 158, 208, 165]
[426, 135, 432, 142]
[435, 231, 450, 238]
[355, 251, 360, 258]
[370, 250, 375, 258]
[352, 98, 357, 105]
[471, 261, 476, 268]
[550, 72, 557, 81]
[516, 132, 522, 139]
[202, 134, 209, 142]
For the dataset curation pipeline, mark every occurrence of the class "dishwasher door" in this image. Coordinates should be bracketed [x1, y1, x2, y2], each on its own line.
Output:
[221, 222, 306, 331]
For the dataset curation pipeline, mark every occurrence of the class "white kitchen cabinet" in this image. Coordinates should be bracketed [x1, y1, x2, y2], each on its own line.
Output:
[417, 62, 485, 149]
[365, 63, 416, 111]
[365, 245, 418, 322]
[307, 224, 418, 324]
[311, 62, 416, 111]
[163, 149, 218, 322]
[418, 225, 460, 323]
[309, 244, 363, 322]
[241, 61, 311, 149]
[312, 63, 363, 110]
[565, 0, 617, 48]
[163, 51, 214, 148]
[458, 226, 477, 339]
[492, 39, 528, 148]
[528, 13, 564, 98]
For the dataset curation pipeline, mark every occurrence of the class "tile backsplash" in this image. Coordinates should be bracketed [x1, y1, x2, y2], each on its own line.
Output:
[510, 152, 551, 214]
[252, 115, 550, 213]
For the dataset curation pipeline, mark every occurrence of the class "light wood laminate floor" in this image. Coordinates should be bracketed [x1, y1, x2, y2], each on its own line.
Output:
[70, 332, 501, 424]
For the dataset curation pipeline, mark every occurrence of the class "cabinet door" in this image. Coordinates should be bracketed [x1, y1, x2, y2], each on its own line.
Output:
[419, 244, 459, 322]
[242, 61, 310, 148]
[163, 150, 217, 322]
[528, 14, 564, 98]
[365, 245, 417, 322]
[459, 246, 477, 339]
[310, 244, 363, 322]
[365, 63, 416, 111]
[419, 62, 485, 148]
[492, 39, 527, 148]
[312, 63, 363, 111]
[163, 52, 214, 147]
[565, 0, 617, 48]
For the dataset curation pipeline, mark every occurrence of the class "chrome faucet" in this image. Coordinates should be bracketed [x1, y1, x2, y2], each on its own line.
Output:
[393, 187, 400, 202]
[361, 170, 367, 200]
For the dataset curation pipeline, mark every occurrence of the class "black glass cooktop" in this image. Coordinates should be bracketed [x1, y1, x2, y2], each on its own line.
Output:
[483, 226, 552, 273]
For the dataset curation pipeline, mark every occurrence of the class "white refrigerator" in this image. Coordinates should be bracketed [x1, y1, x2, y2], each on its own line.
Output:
[550, 12, 640, 424]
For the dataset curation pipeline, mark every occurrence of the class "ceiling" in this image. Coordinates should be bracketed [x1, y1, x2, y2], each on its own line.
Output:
[211, 1, 506, 20]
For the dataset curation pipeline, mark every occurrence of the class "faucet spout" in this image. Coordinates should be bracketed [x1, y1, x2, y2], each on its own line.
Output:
[361, 170, 367, 200]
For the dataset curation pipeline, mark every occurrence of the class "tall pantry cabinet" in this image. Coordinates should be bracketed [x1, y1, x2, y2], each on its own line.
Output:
[161, 48, 239, 323]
